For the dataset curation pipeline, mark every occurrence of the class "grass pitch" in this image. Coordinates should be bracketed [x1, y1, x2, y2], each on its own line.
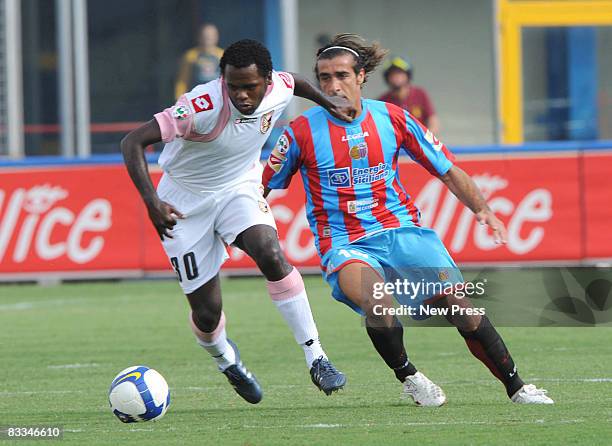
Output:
[0, 277, 611, 445]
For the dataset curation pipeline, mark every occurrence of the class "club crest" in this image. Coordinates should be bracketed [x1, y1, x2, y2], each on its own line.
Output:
[260, 111, 273, 134]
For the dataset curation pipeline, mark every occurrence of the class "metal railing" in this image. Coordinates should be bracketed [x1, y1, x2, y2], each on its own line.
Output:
[0, 0, 6, 156]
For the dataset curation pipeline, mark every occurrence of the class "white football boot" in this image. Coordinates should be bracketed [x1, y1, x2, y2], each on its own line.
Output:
[401, 371, 447, 407]
[511, 384, 554, 404]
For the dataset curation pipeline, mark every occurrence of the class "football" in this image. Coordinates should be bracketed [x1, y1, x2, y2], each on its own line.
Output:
[108, 366, 170, 423]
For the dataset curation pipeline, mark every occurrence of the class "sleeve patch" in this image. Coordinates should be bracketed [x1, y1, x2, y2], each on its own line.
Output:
[424, 129, 444, 152]
[191, 94, 214, 112]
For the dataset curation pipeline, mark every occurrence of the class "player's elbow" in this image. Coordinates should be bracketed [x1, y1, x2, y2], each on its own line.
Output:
[120, 131, 142, 160]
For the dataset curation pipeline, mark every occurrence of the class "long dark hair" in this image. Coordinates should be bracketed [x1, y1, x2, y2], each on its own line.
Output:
[315, 33, 388, 84]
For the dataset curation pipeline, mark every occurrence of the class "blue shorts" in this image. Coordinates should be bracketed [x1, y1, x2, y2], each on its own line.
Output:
[322, 226, 463, 319]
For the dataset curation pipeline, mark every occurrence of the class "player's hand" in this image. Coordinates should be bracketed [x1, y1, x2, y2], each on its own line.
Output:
[145, 198, 184, 240]
[326, 95, 356, 122]
[475, 209, 507, 244]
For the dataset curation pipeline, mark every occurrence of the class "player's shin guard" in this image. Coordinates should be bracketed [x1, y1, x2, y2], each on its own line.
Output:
[366, 316, 417, 382]
[458, 316, 524, 397]
[266, 267, 326, 367]
[189, 310, 236, 371]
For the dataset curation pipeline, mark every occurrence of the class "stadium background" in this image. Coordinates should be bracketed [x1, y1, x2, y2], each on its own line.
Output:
[1, 2, 611, 445]
[0, 0, 611, 280]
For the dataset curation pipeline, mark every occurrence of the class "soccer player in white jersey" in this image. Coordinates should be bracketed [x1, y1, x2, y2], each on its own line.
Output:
[121, 40, 353, 404]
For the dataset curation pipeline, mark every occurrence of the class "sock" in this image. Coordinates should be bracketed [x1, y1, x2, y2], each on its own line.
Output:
[366, 316, 417, 382]
[458, 316, 524, 397]
[267, 267, 326, 367]
[189, 310, 236, 371]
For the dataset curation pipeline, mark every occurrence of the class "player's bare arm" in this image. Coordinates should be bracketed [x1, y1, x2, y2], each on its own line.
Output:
[120, 120, 184, 240]
[439, 165, 507, 244]
[290, 72, 355, 122]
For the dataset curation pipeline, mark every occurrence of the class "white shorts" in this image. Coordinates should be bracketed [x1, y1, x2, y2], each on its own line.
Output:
[157, 174, 276, 293]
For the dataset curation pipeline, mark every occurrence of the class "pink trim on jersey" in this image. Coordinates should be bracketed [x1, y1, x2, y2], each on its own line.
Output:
[190, 310, 226, 343]
[264, 79, 274, 97]
[266, 267, 305, 301]
[185, 82, 231, 142]
[154, 95, 194, 143]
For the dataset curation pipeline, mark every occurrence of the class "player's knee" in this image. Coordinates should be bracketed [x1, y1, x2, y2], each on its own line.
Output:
[253, 241, 290, 277]
[192, 306, 222, 333]
[364, 306, 398, 332]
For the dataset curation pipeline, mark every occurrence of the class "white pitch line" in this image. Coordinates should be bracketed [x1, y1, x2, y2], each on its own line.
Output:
[47, 363, 100, 369]
[236, 419, 587, 430]
[0, 390, 84, 396]
[529, 378, 612, 383]
[0, 299, 81, 311]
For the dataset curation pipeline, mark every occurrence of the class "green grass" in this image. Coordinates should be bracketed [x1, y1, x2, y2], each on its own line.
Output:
[0, 278, 611, 445]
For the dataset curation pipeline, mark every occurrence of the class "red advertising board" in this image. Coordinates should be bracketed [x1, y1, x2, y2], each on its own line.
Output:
[0, 151, 611, 279]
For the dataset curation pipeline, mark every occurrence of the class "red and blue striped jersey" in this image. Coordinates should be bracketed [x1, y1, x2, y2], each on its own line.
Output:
[262, 99, 455, 264]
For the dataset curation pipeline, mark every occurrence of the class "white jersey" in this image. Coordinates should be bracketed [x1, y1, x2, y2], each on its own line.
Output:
[154, 70, 295, 192]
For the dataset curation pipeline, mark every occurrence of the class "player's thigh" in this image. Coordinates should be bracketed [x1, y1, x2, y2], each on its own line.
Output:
[214, 181, 277, 246]
[325, 247, 391, 315]
[337, 262, 395, 316]
[161, 210, 227, 295]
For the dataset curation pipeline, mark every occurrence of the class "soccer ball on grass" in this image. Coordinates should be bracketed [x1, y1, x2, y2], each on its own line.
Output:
[108, 366, 170, 423]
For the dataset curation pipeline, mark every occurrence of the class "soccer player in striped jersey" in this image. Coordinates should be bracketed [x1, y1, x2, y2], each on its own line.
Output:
[263, 34, 553, 406]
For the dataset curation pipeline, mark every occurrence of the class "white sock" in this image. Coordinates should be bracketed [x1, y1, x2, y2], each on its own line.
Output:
[189, 311, 236, 371]
[274, 294, 327, 367]
[267, 268, 327, 367]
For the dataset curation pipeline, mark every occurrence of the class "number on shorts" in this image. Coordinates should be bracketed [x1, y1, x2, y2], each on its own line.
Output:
[170, 257, 182, 281]
[170, 252, 199, 282]
[183, 252, 198, 280]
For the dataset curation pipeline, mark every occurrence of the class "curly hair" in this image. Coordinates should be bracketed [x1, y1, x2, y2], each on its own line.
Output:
[219, 39, 273, 77]
[315, 33, 389, 84]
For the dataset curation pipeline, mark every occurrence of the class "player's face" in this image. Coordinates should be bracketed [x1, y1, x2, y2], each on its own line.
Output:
[317, 55, 365, 110]
[224, 64, 272, 115]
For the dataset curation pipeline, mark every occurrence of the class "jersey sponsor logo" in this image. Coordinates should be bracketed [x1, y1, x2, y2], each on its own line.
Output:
[172, 105, 189, 120]
[341, 131, 369, 142]
[191, 94, 213, 112]
[260, 111, 273, 134]
[327, 163, 391, 188]
[425, 130, 444, 151]
[235, 117, 258, 124]
[347, 198, 379, 214]
[352, 162, 390, 185]
[327, 167, 352, 187]
[349, 142, 368, 160]
[278, 72, 294, 89]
